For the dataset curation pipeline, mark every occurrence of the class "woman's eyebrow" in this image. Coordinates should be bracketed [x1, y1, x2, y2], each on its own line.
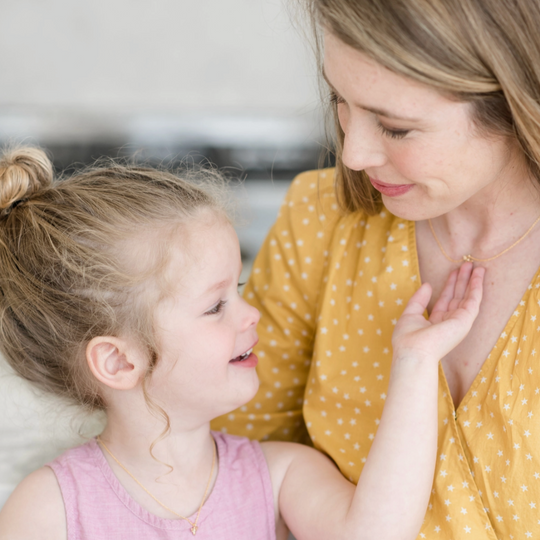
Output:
[322, 68, 422, 122]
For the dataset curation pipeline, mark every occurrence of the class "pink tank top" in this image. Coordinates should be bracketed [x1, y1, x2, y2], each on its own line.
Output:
[47, 432, 276, 540]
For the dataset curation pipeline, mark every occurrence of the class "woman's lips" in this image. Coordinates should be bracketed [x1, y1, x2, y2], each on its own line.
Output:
[369, 178, 414, 197]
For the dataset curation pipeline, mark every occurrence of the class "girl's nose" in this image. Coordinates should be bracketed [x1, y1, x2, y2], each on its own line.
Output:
[340, 112, 387, 172]
[241, 298, 260, 330]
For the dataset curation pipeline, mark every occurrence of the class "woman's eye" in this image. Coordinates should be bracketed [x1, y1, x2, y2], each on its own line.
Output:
[378, 122, 410, 140]
[205, 300, 226, 316]
[329, 91, 345, 105]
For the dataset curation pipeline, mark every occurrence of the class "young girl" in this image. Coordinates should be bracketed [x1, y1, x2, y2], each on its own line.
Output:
[0, 147, 484, 540]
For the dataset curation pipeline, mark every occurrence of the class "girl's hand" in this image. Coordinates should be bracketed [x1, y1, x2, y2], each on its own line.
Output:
[392, 262, 485, 362]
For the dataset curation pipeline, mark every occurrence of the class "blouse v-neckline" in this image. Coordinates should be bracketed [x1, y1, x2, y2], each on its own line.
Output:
[409, 219, 540, 415]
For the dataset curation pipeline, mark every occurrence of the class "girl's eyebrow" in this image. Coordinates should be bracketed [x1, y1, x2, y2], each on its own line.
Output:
[203, 278, 231, 296]
[322, 68, 422, 122]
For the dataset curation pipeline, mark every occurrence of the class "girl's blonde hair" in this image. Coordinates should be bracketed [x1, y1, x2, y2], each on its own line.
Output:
[303, 0, 540, 214]
[0, 146, 229, 411]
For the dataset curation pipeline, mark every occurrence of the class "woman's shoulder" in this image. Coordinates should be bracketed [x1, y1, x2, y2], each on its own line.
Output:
[275, 167, 349, 240]
[0, 466, 66, 540]
[283, 168, 406, 235]
[283, 168, 341, 219]
[286, 167, 336, 201]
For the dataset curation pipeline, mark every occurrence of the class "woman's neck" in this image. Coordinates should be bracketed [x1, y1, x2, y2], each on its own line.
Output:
[431, 160, 540, 259]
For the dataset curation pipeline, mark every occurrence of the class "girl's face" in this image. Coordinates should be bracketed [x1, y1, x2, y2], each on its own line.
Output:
[323, 32, 529, 220]
[148, 215, 260, 426]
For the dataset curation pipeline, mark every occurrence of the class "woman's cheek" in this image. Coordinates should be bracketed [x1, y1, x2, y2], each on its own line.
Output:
[384, 146, 423, 181]
[337, 104, 350, 133]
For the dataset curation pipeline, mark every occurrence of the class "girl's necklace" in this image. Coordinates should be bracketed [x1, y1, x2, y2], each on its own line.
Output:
[428, 214, 540, 264]
[96, 435, 216, 536]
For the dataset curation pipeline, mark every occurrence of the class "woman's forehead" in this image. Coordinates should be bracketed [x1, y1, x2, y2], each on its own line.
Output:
[323, 32, 465, 123]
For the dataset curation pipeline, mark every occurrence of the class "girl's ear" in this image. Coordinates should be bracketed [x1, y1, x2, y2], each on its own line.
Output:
[86, 336, 144, 390]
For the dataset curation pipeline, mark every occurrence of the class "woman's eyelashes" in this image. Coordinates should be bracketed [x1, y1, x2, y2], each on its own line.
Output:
[329, 91, 345, 105]
[330, 91, 410, 140]
[377, 122, 410, 140]
[205, 300, 227, 316]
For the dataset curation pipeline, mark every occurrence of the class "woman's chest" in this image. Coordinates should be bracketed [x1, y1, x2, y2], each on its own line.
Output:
[303, 211, 540, 537]
[304, 246, 540, 538]
[423, 258, 540, 407]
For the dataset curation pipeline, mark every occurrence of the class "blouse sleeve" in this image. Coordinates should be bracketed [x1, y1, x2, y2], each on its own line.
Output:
[211, 169, 340, 442]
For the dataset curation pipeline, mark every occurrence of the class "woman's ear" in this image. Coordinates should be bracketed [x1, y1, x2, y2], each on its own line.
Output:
[86, 336, 144, 390]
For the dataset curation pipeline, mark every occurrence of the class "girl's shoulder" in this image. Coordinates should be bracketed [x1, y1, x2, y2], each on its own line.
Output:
[0, 440, 97, 540]
[212, 430, 269, 476]
[0, 466, 66, 540]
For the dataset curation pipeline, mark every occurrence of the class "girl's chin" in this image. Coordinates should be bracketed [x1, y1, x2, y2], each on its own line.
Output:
[217, 376, 260, 419]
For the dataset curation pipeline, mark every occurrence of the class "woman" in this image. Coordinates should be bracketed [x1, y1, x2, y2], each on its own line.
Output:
[212, 0, 540, 537]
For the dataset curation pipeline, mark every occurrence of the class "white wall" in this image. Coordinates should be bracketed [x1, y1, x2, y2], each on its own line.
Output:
[0, 0, 323, 145]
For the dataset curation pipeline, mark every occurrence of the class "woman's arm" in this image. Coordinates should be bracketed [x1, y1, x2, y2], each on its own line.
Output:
[263, 263, 485, 540]
[0, 467, 66, 540]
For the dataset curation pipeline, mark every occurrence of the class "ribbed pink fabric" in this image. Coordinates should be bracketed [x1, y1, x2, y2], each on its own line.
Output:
[47, 432, 276, 540]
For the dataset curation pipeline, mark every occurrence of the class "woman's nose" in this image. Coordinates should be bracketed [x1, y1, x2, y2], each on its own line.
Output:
[340, 113, 387, 172]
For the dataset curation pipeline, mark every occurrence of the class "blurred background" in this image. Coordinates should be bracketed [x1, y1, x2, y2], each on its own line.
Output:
[0, 0, 328, 516]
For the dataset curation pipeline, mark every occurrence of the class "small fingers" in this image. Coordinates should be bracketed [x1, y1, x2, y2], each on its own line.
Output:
[431, 269, 458, 318]
[401, 282, 432, 317]
[448, 262, 474, 311]
[461, 266, 485, 316]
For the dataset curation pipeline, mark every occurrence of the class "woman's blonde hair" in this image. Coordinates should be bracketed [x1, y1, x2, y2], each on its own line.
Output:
[303, 0, 540, 214]
[0, 146, 229, 412]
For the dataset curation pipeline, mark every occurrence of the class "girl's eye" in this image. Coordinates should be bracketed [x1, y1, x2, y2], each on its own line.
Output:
[205, 300, 226, 316]
[238, 282, 246, 288]
[377, 122, 410, 140]
[329, 91, 345, 105]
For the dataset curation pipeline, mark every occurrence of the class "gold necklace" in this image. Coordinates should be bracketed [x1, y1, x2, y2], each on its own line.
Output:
[428, 214, 540, 264]
[97, 436, 216, 536]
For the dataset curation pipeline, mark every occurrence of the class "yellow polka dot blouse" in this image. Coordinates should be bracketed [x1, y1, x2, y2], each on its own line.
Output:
[212, 169, 540, 539]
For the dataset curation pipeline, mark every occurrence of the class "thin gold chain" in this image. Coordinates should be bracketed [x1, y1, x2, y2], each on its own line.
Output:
[428, 214, 540, 264]
[97, 436, 216, 536]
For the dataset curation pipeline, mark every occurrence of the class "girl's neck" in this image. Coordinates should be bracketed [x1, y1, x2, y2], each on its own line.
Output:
[99, 409, 215, 481]
[98, 414, 218, 521]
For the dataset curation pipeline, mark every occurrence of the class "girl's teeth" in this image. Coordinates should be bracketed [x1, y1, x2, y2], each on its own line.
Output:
[239, 348, 253, 360]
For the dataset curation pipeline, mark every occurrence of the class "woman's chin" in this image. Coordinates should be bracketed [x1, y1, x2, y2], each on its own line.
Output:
[381, 193, 444, 222]
[380, 195, 418, 220]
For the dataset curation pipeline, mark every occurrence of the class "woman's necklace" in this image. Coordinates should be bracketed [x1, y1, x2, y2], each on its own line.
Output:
[428, 214, 540, 264]
[96, 436, 216, 536]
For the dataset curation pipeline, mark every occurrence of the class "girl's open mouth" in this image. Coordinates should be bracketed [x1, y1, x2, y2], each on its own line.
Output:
[229, 345, 258, 368]
[230, 348, 253, 362]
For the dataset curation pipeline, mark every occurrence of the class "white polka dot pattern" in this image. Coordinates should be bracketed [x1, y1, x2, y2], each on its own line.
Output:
[212, 169, 540, 539]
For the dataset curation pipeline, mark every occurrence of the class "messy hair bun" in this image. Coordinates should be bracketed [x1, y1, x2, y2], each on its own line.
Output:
[0, 147, 53, 215]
